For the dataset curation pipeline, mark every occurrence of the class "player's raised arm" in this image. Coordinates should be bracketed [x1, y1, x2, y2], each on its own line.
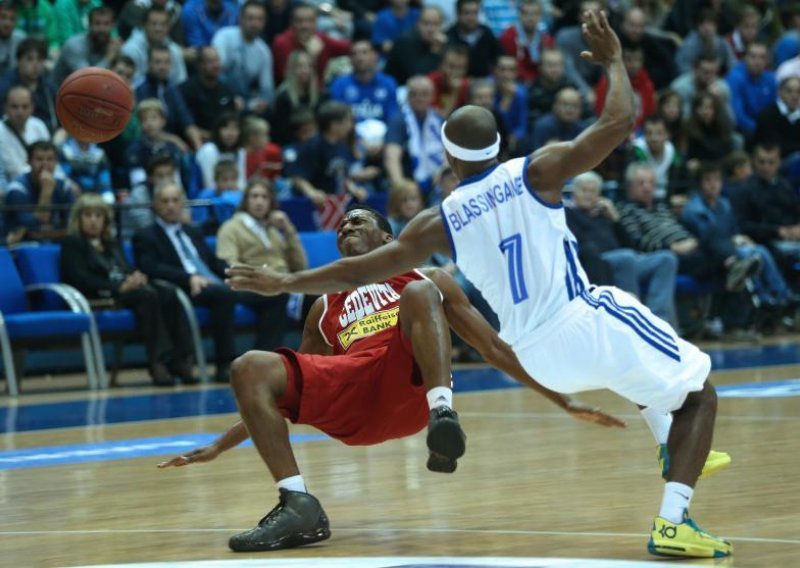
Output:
[526, 10, 634, 201]
[226, 207, 450, 295]
[425, 268, 626, 428]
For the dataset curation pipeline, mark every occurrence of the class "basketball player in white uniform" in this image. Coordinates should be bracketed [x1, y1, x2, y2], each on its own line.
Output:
[227, 11, 732, 559]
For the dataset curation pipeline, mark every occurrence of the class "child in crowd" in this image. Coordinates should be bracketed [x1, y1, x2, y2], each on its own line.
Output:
[59, 136, 114, 203]
[195, 112, 247, 190]
[126, 99, 186, 188]
[243, 117, 283, 181]
[386, 178, 424, 236]
[351, 118, 388, 194]
[194, 159, 244, 230]
[725, 150, 753, 186]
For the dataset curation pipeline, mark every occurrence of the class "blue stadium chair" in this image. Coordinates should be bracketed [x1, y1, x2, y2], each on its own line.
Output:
[0, 247, 103, 396]
[16, 244, 210, 385]
[299, 231, 340, 268]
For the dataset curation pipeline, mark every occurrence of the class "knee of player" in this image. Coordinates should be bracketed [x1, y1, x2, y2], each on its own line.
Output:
[400, 279, 441, 310]
[231, 351, 282, 391]
[687, 380, 717, 410]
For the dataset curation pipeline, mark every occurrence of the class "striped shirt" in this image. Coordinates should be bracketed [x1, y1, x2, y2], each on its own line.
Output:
[617, 201, 694, 253]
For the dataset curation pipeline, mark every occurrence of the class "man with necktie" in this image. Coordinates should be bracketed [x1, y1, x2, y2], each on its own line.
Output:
[133, 182, 282, 382]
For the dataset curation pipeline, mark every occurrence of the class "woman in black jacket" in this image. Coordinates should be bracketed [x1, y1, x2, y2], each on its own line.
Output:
[59, 194, 195, 386]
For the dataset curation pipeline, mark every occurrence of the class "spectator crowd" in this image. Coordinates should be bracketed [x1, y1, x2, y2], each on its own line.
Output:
[3, 0, 800, 385]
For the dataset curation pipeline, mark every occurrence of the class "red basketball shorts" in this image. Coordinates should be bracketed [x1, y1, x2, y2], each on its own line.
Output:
[274, 326, 429, 446]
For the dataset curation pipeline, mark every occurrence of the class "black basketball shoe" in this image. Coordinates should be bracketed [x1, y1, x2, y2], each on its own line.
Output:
[426, 406, 466, 473]
[228, 489, 331, 552]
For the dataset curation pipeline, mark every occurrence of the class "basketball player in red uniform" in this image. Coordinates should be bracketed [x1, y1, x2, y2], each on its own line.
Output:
[159, 205, 623, 552]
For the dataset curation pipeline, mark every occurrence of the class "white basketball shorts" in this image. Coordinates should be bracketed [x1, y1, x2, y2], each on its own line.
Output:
[513, 285, 710, 412]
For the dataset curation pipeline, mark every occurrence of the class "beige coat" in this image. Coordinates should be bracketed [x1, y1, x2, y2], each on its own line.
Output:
[216, 213, 307, 273]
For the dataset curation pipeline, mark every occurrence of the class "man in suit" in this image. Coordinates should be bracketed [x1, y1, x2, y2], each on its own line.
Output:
[132, 182, 240, 382]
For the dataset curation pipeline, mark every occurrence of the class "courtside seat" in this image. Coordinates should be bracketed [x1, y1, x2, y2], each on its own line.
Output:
[92, 310, 138, 333]
[4, 312, 92, 337]
[0, 247, 102, 396]
[15, 244, 210, 385]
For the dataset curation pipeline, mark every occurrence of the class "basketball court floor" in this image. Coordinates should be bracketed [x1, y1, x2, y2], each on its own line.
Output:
[2, 339, 800, 568]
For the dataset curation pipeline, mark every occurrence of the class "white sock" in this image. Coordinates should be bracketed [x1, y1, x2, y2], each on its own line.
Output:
[641, 407, 672, 445]
[659, 482, 693, 524]
[426, 386, 453, 410]
[277, 474, 307, 493]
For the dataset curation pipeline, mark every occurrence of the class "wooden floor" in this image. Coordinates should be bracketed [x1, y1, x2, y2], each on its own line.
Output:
[2, 354, 800, 567]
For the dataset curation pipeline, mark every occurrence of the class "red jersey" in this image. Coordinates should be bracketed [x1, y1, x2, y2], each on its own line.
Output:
[319, 270, 425, 355]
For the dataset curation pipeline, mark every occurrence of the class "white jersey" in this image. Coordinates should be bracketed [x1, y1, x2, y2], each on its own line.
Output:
[440, 157, 590, 346]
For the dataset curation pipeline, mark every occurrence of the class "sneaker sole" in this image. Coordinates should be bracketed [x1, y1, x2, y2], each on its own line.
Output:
[648, 537, 732, 558]
[699, 452, 732, 480]
[659, 448, 732, 480]
[426, 417, 466, 461]
[229, 526, 331, 552]
[427, 452, 457, 473]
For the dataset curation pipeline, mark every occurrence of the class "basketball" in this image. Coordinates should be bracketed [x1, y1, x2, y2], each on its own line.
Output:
[56, 67, 134, 144]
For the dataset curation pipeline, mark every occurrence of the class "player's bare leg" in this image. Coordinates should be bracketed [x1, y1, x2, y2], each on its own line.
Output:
[230, 352, 300, 482]
[399, 280, 466, 473]
[665, 381, 717, 487]
[648, 381, 732, 558]
[227, 351, 330, 552]
[637, 405, 730, 479]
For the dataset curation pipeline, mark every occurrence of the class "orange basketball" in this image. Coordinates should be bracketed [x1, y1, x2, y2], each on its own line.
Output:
[56, 67, 134, 144]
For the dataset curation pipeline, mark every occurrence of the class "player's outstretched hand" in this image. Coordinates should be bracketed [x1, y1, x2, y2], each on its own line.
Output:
[157, 445, 220, 468]
[566, 399, 627, 428]
[579, 10, 622, 67]
[226, 264, 285, 296]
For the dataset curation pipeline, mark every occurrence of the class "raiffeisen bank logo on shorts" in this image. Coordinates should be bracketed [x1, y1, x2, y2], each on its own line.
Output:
[337, 306, 400, 349]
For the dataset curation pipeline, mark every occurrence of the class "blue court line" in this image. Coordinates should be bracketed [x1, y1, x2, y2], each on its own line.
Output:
[2, 343, 800, 434]
[0, 433, 327, 470]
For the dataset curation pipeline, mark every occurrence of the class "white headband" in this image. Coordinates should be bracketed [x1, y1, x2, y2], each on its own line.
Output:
[440, 122, 500, 162]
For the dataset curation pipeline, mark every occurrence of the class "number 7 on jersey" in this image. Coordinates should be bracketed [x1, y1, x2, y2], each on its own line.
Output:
[499, 233, 529, 304]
